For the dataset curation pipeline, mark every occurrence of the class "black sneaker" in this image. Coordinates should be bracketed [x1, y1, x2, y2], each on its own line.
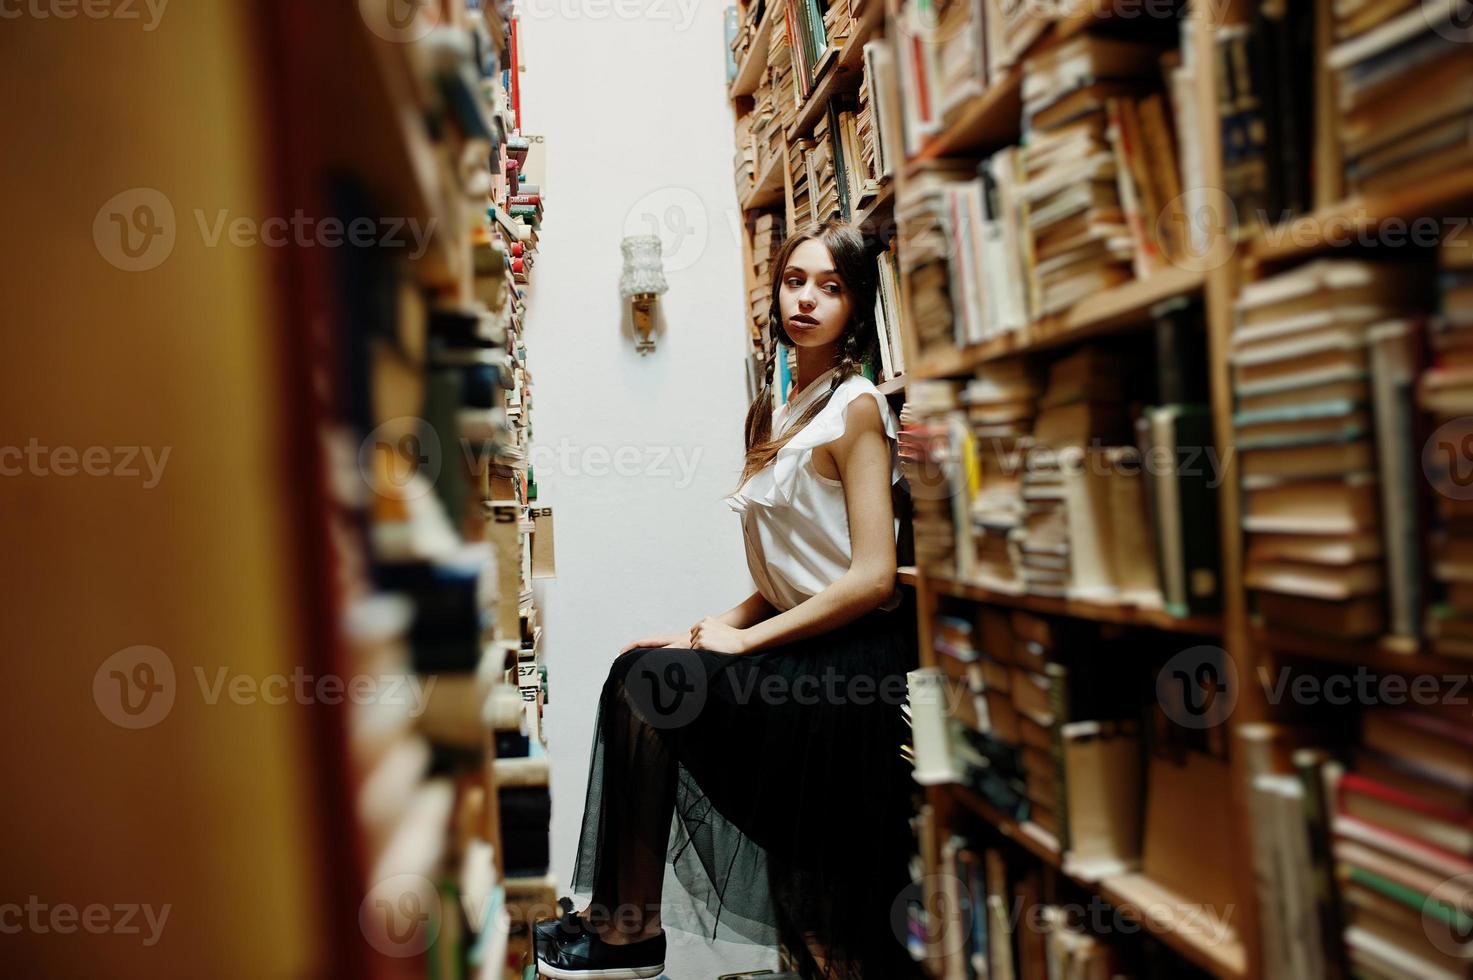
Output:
[535, 896, 595, 948]
[534, 923, 666, 979]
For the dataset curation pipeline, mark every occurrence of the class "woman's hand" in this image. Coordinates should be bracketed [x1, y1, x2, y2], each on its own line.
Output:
[688, 616, 751, 655]
[618, 632, 688, 655]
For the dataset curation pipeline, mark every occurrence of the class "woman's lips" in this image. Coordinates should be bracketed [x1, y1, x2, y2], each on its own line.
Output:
[790, 316, 818, 329]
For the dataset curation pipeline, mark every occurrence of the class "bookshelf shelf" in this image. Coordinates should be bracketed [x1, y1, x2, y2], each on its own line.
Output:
[786, 0, 886, 140]
[1245, 168, 1473, 264]
[1253, 626, 1471, 675]
[742, 147, 787, 210]
[905, 67, 1023, 169]
[877, 373, 906, 396]
[853, 177, 894, 228]
[927, 572, 1224, 635]
[730, 1, 779, 98]
[913, 267, 1205, 378]
[943, 784, 1247, 979]
[898, 564, 918, 587]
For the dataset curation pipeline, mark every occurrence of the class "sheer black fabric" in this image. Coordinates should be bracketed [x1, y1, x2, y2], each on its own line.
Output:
[569, 600, 926, 980]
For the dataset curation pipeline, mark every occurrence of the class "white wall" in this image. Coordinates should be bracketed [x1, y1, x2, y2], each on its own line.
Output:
[516, 3, 778, 975]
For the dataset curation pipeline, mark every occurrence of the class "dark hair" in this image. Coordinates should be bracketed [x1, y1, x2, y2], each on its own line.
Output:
[734, 217, 881, 492]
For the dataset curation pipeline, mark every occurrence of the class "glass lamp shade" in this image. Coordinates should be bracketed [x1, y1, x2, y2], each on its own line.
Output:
[618, 235, 669, 298]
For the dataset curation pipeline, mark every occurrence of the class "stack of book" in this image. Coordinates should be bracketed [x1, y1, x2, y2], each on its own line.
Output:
[896, 161, 967, 352]
[1210, 3, 1315, 230]
[1331, 705, 1473, 978]
[748, 211, 785, 349]
[733, 110, 758, 199]
[1019, 36, 1161, 316]
[992, 0, 1052, 76]
[810, 109, 844, 221]
[1027, 348, 1132, 600]
[874, 238, 908, 381]
[1234, 259, 1428, 639]
[834, 104, 878, 216]
[1327, 0, 1473, 197]
[729, 0, 764, 71]
[901, 380, 962, 569]
[788, 135, 816, 229]
[851, 61, 883, 197]
[862, 37, 903, 183]
[893, 0, 989, 155]
[1424, 230, 1473, 656]
[962, 361, 1041, 593]
[784, 0, 836, 99]
[767, 11, 798, 130]
[1106, 87, 1186, 278]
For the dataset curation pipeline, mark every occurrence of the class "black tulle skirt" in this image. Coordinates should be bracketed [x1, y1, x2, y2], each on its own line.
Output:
[569, 599, 926, 980]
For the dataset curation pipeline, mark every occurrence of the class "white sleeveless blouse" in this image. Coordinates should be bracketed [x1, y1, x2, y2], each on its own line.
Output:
[723, 366, 905, 613]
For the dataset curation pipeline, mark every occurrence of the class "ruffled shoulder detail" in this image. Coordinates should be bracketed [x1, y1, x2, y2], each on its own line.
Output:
[725, 375, 902, 515]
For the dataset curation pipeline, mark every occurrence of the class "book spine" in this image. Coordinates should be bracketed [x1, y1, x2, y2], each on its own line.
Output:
[1045, 661, 1071, 854]
[1295, 749, 1349, 980]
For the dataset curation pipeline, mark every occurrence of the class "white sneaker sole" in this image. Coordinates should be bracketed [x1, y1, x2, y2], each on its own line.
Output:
[535, 957, 664, 980]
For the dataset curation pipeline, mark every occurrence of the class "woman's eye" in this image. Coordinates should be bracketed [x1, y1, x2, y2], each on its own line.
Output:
[824, 283, 841, 294]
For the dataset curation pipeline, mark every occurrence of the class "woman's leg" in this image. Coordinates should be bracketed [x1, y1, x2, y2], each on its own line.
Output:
[574, 648, 681, 943]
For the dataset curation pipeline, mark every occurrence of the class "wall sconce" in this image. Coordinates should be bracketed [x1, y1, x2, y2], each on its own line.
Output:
[618, 234, 668, 355]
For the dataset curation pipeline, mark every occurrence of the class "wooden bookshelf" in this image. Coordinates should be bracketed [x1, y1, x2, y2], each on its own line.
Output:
[927, 572, 1224, 635]
[912, 267, 1205, 378]
[729, 0, 779, 98]
[853, 175, 895, 229]
[1252, 626, 1473, 675]
[1244, 168, 1473, 264]
[786, 0, 887, 139]
[943, 783, 1248, 979]
[741, 146, 787, 210]
[905, 66, 1023, 167]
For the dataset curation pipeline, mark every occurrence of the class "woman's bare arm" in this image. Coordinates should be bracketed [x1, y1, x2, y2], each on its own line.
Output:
[736, 395, 897, 653]
[715, 590, 778, 629]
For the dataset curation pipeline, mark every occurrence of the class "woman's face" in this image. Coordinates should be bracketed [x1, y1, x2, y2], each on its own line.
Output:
[778, 239, 852, 351]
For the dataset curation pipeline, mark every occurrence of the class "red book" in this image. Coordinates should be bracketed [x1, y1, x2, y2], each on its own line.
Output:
[1339, 772, 1473, 858]
[509, 194, 541, 206]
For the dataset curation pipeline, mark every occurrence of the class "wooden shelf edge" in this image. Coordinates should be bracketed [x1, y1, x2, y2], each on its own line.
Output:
[1245, 168, 1473, 264]
[853, 177, 895, 228]
[906, 67, 1023, 167]
[925, 571, 1223, 634]
[877, 373, 906, 396]
[942, 784, 1246, 978]
[913, 267, 1204, 378]
[1253, 625, 1472, 675]
[728, 2, 778, 99]
[740, 148, 786, 211]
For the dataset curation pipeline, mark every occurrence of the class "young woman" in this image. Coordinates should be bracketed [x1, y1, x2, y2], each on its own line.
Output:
[535, 218, 923, 980]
